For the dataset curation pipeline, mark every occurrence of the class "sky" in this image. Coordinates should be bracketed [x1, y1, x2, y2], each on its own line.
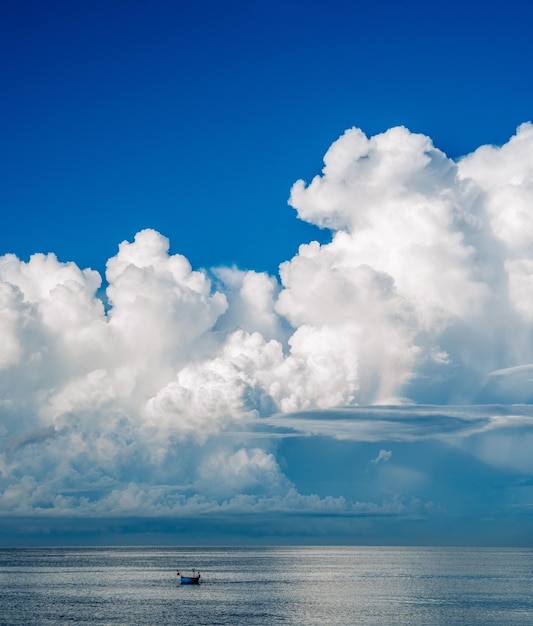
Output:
[1, 0, 533, 546]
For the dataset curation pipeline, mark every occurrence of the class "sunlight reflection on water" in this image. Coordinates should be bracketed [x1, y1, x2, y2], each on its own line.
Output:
[1, 546, 533, 625]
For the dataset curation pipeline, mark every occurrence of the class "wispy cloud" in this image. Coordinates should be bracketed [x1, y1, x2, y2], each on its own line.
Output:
[262, 404, 533, 443]
[372, 449, 392, 464]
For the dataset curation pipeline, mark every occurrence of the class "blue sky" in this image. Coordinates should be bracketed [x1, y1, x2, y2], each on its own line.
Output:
[2, 0, 533, 274]
[1, 0, 533, 545]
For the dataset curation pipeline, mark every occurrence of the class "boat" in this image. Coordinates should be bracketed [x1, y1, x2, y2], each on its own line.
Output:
[177, 567, 201, 584]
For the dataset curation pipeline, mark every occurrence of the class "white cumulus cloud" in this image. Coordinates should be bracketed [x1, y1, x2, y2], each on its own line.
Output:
[2, 124, 533, 524]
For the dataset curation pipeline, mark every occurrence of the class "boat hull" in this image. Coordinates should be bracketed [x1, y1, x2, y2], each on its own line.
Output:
[180, 576, 200, 585]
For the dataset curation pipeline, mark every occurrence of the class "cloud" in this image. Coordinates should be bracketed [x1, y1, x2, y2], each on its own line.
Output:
[2, 125, 533, 540]
[372, 449, 392, 464]
[263, 404, 521, 441]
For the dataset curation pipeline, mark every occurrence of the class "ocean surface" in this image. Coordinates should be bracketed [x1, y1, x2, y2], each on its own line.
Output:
[1, 546, 532, 625]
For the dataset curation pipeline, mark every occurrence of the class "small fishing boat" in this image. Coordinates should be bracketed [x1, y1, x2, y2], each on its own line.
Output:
[177, 567, 201, 584]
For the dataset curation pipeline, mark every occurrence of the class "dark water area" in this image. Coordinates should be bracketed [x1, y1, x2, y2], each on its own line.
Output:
[1, 546, 532, 625]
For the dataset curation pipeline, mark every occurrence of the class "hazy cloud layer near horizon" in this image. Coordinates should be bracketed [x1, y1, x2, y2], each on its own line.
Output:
[2, 124, 533, 542]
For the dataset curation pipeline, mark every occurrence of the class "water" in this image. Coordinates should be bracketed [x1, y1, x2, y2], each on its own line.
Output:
[1, 546, 533, 625]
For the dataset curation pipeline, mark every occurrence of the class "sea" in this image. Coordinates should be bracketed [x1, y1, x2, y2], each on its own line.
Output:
[1, 546, 532, 625]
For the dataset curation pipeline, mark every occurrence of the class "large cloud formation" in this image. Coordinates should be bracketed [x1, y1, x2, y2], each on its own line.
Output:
[2, 124, 533, 540]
